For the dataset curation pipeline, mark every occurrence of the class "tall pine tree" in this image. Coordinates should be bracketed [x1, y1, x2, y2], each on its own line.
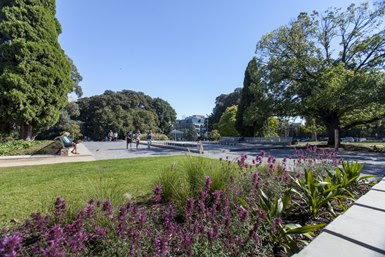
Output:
[0, 0, 73, 139]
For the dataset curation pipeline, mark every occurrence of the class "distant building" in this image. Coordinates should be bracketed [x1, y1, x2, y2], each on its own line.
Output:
[174, 115, 208, 138]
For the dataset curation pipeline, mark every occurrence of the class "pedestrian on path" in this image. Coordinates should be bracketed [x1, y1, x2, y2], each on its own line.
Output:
[126, 131, 133, 149]
[108, 130, 113, 141]
[114, 132, 118, 141]
[147, 131, 153, 149]
[134, 130, 141, 149]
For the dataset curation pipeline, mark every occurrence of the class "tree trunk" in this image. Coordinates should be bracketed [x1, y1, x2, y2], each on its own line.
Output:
[20, 123, 34, 140]
[311, 131, 317, 141]
[325, 118, 340, 147]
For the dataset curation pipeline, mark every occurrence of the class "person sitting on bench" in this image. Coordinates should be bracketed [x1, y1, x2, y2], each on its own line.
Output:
[62, 132, 79, 154]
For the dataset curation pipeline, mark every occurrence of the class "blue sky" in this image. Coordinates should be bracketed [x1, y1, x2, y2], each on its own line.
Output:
[56, 0, 365, 119]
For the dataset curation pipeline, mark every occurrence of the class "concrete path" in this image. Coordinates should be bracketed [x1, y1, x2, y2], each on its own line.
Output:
[294, 178, 385, 257]
[83, 141, 385, 178]
[0, 143, 95, 168]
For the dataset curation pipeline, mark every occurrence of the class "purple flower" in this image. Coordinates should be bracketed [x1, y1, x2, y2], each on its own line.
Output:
[251, 231, 260, 244]
[205, 176, 212, 192]
[54, 197, 67, 219]
[40, 240, 66, 257]
[252, 172, 260, 188]
[153, 185, 163, 203]
[117, 205, 128, 236]
[236, 205, 249, 222]
[155, 235, 168, 256]
[272, 217, 283, 233]
[102, 200, 113, 218]
[268, 162, 274, 171]
[0, 233, 22, 257]
[185, 198, 194, 220]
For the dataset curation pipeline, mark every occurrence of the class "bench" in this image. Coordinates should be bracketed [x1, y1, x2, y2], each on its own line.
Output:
[54, 136, 75, 156]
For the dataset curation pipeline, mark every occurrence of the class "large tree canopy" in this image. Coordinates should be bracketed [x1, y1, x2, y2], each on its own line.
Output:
[0, 0, 74, 139]
[209, 88, 241, 130]
[78, 90, 176, 140]
[151, 97, 177, 135]
[255, 2, 385, 145]
[218, 105, 240, 137]
[236, 59, 278, 137]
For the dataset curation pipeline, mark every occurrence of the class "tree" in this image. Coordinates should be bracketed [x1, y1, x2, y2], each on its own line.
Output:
[303, 117, 326, 141]
[218, 106, 240, 137]
[185, 127, 198, 141]
[77, 90, 176, 140]
[255, 2, 385, 146]
[151, 98, 177, 135]
[236, 59, 277, 136]
[262, 117, 280, 137]
[210, 129, 221, 141]
[0, 0, 74, 139]
[67, 56, 83, 98]
[209, 88, 242, 130]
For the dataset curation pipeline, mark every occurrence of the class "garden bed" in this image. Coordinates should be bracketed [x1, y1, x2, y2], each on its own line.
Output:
[0, 140, 57, 156]
[0, 147, 373, 256]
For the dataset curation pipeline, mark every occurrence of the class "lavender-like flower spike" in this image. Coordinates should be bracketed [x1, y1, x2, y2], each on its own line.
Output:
[0, 233, 22, 257]
[205, 176, 212, 192]
[54, 197, 67, 219]
[153, 185, 163, 203]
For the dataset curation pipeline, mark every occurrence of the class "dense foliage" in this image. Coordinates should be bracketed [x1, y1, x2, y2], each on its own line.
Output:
[218, 106, 240, 137]
[236, 59, 277, 137]
[0, 0, 74, 140]
[253, 2, 385, 145]
[77, 90, 176, 140]
[208, 88, 241, 131]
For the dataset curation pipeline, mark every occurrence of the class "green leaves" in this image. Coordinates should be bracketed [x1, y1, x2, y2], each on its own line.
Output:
[0, 0, 73, 138]
[217, 105, 240, 137]
[258, 188, 291, 220]
[253, 3, 385, 145]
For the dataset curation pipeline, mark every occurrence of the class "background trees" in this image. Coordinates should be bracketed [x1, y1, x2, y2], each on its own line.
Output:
[77, 90, 176, 140]
[254, 2, 385, 146]
[0, 0, 73, 140]
[218, 105, 240, 137]
[208, 88, 241, 131]
[236, 59, 278, 137]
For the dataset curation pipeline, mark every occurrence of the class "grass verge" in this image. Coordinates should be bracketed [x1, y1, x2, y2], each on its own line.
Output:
[0, 155, 185, 227]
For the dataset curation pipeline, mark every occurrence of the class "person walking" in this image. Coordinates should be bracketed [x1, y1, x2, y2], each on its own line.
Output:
[134, 130, 141, 149]
[147, 131, 153, 149]
[108, 130, 113, 141]
[126, 131, 133, 149]
[113, 131, 118, 141]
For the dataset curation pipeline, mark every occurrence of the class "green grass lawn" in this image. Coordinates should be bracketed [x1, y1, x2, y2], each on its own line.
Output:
[0, 156, 185, 227]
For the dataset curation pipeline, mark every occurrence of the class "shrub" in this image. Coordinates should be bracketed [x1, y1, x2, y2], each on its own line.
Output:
[209, 129, 221, 141]
[157, 156, 239, 213]
[0, 140, 34, 156]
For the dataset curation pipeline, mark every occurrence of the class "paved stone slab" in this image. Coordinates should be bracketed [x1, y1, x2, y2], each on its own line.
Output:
[354, 189, 385, 210]
[372, 181, 385, 191]
[324, 204, 385, 251]
[296, 184, 385, 257]
[293, 231, 385, 257]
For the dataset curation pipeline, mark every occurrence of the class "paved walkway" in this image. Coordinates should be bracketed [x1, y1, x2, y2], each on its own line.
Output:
[294, 178, 385, 257]
[83, 141, 385, 178]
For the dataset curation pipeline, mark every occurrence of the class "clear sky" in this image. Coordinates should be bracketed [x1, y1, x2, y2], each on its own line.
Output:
[56, 0, 366, 119]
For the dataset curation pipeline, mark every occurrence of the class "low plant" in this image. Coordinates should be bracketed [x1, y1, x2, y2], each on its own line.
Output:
[292, 169, 345, 217]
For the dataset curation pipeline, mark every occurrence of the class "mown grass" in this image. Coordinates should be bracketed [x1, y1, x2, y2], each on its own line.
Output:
[0, 156, 186, 227]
